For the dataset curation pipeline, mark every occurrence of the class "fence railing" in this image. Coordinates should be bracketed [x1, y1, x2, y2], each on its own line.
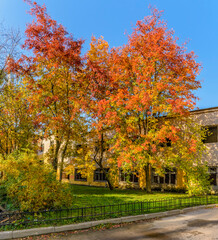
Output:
[0, 195, 217, 231]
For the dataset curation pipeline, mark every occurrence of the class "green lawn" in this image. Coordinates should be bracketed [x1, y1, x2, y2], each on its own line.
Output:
[2, 184, 217, 231]
[70, 184, 187, 207]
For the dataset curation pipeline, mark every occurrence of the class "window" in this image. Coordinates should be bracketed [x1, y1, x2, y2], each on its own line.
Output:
[120, 170, 139, 183]
[203, 126, 217, 143]
[152, 168, 176, 185]
[94, 168, 109, 182]
[208, 167, 217, 186]
[74, 169, 87, 181]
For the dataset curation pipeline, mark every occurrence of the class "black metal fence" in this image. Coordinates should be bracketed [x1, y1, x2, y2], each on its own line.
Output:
[0, 195, 217, 231]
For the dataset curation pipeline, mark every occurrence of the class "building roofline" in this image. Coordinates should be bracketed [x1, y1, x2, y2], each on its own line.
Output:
[190, 106, 218, 114]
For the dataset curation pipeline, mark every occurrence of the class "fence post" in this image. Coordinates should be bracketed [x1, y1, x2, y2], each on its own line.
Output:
[81, 207, 83, 218]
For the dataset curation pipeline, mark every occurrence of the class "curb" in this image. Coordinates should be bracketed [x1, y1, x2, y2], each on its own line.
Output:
[0, 204, 217, 240]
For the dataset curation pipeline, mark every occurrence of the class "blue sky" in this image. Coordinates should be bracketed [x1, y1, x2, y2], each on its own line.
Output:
[0, 0, 217, 109]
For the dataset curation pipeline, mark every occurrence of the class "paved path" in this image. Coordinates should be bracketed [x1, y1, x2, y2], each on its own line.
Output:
[47, 207, 218, 240]
[19, 207, 218, 240]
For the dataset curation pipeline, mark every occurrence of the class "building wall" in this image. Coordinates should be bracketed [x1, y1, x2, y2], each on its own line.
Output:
[62, 167, 185, 190]
[62, 170, 111, 187]
[191, 107, 218, 190]
[192, 107, 218, 165]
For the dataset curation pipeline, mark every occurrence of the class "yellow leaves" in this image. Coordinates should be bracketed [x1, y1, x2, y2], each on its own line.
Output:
[1, 151, 73, 211]
[66, 148, 95, 180]
[77, 148, 83, 154]
[88, 36, 109, 63]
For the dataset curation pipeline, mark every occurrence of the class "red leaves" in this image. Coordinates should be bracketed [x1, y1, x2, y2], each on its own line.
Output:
[5, 1, 87, 147]
[22, 1, 84, 70]
[106, 6, 201, 171]
[188, 139, 197, 153]
[5, 2, 203, 178]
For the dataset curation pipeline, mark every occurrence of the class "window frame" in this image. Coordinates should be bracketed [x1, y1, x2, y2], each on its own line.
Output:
[203, 126, 218, 143]
[94, 168, 109, 182]
[208, 167, 217, 186]
[74, 168, 87, 182]
[119, 170, 139, 183]
[152, 168, 177, 185]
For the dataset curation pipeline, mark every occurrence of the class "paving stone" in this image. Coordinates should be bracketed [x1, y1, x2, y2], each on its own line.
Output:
[0, 231, 13, 240]
[145, 212, 166, 219]
[54, 222, 92, 233]
[165, 209, 182, 216]
[91, 218, 122, 226]
[121, 215, 148, 223]
[13, 227, 54, 239]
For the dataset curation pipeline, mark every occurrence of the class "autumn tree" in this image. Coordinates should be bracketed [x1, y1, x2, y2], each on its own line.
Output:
[98, 9, 207, 193]
[0, 77, 37, 158]
[8, 1, 85, 179]
[70, 37, 118, 190]
[0, 24, 37, 158]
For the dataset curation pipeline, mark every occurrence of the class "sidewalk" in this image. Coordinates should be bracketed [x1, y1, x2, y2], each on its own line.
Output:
[19, 207, 218, 240]
[16, 206, 218, 240]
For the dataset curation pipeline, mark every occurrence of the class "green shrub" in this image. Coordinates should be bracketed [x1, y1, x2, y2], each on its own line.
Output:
[185, 165, 211, 195]
[0, 151, 73, 211]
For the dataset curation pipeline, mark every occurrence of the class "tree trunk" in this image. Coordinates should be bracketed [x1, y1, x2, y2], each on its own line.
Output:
[106, 178, 114, 190]
[145, 163, 151, 193]
[102, 167, 114, 190]
[53, 139, 61, 172]
[59, 139, 69, 182]
[99, 162, 114, 191]
[93, 132, 114, 190]
[59, 158, 63, 182]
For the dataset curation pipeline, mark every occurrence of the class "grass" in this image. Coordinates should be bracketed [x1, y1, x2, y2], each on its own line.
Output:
[70, 184, 187, 207]
[1, 185, 218, 232]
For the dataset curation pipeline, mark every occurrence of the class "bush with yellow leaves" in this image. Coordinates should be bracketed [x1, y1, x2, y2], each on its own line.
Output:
[0, 151, 73, 211]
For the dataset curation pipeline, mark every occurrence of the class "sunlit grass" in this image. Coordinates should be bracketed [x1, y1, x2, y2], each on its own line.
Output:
[70, 184, 187, 207]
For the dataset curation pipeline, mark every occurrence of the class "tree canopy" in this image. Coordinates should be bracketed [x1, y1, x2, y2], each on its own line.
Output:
[4, 2, 209, 194]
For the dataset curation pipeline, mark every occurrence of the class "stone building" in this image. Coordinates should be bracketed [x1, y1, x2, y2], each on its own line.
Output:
[191, 107, 218, 190]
